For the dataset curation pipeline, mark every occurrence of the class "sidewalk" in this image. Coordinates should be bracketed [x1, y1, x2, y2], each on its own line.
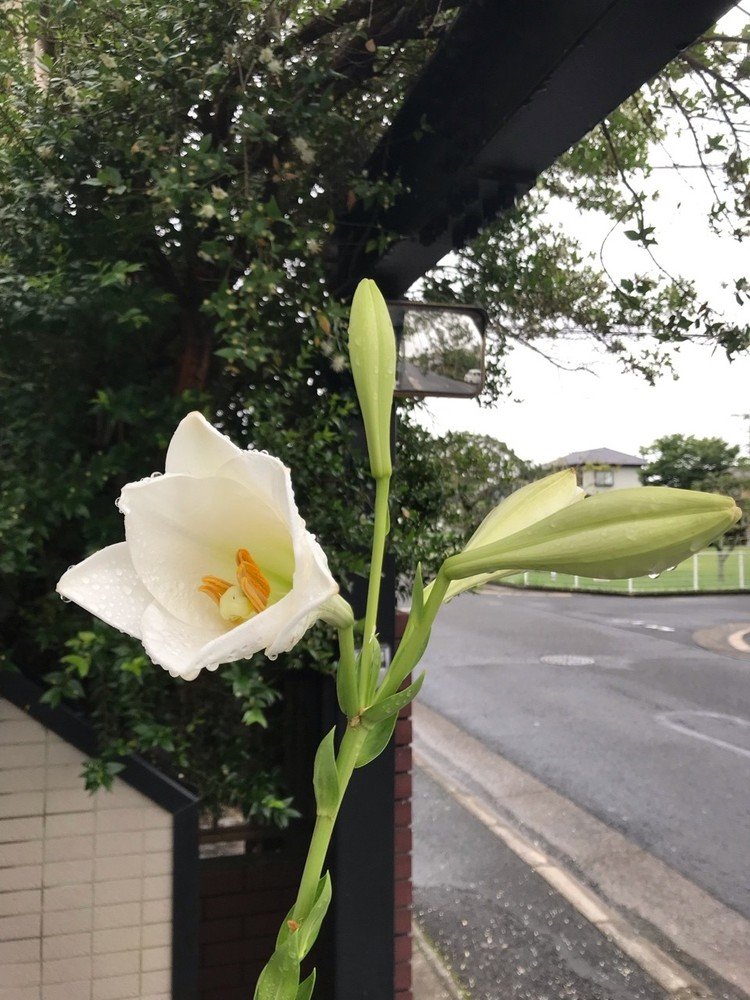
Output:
[413, 923, 463, 1000]
[413, 702, 749, 1000]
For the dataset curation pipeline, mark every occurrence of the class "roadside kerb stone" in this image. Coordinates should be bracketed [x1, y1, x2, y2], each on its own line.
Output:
[414, 701, 750, 997]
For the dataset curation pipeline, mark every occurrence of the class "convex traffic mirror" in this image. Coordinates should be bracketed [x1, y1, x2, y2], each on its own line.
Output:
[387, 300, 487, 398]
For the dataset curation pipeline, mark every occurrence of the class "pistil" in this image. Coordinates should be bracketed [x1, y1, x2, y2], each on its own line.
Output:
[198, 548, 271, 624]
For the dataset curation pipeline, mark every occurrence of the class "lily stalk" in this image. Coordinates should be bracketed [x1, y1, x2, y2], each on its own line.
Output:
[347, 278, 397, 705]
[253, 280, 400, 999]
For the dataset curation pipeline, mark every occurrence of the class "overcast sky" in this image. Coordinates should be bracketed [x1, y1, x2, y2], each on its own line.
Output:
[416, 18, 749, 465]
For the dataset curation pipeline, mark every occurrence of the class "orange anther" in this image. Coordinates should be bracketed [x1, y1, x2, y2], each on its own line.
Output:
[198, 575, 232, 605]
[199, 550, 270, 617]
[235, 548, 270, 614]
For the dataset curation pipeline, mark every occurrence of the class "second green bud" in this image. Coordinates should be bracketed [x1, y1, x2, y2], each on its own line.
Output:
[347, 279, 396, 480]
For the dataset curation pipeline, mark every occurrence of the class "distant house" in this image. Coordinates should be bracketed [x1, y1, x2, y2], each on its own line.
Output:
[547, 447, 644, 494]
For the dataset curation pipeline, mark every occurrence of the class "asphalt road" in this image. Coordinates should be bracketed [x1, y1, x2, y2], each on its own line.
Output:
[417, 589, 750, 919]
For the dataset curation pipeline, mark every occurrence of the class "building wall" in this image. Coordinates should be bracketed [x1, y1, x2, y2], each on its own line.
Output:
[0, 697, 174, 1000]
[581, 465, 641, 494]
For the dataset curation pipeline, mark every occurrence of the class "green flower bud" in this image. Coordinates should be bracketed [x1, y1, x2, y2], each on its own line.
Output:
[318, 593, 355, 630]
[434, 469, 584, 602]
[443, 486, 741, 582]
[347, 279, 396, 479]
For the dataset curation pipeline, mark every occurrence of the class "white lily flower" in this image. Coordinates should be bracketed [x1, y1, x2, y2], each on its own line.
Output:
[57, 413, 339, 681]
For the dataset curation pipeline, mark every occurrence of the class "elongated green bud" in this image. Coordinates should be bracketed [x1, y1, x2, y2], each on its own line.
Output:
[347, 279, 396, 479]
[433, 469, 585, 602]
[443, 487, 741, 581]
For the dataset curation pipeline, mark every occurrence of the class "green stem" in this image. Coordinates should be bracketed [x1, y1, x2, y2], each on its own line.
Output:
[338, 625, 356, 679]
[360, 474, 390, 702]
[363, 475, 390, 641]
[292, 722, 367, 920]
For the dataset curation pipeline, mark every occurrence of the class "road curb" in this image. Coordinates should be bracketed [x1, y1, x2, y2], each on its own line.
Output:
[416, 752, 712, 999]
[412, 922, 466, 1000]
[414, 702, 750, 998]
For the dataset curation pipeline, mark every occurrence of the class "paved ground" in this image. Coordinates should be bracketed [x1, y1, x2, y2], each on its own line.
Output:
[410, 589, 750, 1000]
[417, 589, 750, 917]
[413, 767, 670, 1000]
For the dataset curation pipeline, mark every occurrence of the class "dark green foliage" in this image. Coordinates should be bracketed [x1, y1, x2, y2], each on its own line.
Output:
[640, 434, 741, 489]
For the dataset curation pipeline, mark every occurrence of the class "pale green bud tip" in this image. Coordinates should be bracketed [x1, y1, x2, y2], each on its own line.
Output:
[319, 593, 355, 630]
[443, 487, 742, 582]
[348, 279, 396, 479]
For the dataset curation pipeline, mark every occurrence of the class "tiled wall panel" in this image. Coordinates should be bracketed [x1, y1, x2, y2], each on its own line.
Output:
[0, 697, 174, 1000]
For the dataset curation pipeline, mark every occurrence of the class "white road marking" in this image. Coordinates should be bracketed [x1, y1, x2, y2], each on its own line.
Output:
[656, 710, 750, 760]
[728, 627, 750, 652]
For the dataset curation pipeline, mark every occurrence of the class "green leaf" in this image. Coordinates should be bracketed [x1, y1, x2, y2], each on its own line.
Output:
[312, 728, 339, 816]
[359, 633, 382, 698]
[61, 653, 90, 677]
[411, 563, 425, 619]
[96, 166, 123, 188]
[355, 713, 398, 768]
[297, 871, 332, 958]
[296, 970, 316, 1000]
[275, 905, 296, 951]
[254, 937, 300, 1000]
[362, 672, 425, 725]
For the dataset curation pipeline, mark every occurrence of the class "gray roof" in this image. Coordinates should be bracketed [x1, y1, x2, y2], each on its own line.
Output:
[548, 447, 644, 467]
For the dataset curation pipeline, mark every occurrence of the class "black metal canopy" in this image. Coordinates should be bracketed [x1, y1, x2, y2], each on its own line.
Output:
[332, 0, 737, 298]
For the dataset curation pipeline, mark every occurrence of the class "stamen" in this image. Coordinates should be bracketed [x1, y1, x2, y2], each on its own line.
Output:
[235, 548, 271, 614]
[198, 575, 232, 606]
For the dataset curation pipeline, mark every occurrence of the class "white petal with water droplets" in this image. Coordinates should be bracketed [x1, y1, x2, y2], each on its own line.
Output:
[56, 543, 152, 639]
[165, 411, 241, 478]
[120, 473, 294, 626]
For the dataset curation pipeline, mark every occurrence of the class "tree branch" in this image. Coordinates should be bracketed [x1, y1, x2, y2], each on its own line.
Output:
[680, 52, 750, 106]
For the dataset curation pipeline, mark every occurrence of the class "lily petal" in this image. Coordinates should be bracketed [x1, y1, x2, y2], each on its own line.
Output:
[120, 473, 295, 627]
[56, 543, 152, 639]
[265, 535, 339, 658]
[140, 602, 227, 680]
[165, 411, 242, 478]
[216, 453, 301, 534]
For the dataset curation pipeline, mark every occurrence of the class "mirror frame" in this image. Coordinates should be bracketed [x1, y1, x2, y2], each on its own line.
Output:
[386, 299, 489, 399]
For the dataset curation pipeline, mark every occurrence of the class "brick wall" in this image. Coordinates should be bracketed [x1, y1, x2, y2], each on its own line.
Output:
[198, 852, 303, 1000]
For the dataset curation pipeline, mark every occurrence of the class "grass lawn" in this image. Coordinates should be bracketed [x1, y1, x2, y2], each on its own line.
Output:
[501, 547, 750, 594]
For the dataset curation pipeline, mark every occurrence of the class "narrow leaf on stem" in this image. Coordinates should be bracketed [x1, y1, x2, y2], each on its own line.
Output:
[355, 712, 398, 768]
[253, 936, 300, 1000]
[364, 672, 425, 724]
[296, 971, 316, 1000]
[313, 728, 339, 817]
[297, 872, 332, 958]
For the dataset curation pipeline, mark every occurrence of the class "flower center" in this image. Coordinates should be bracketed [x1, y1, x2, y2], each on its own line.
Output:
[198, 549, 271, 624]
